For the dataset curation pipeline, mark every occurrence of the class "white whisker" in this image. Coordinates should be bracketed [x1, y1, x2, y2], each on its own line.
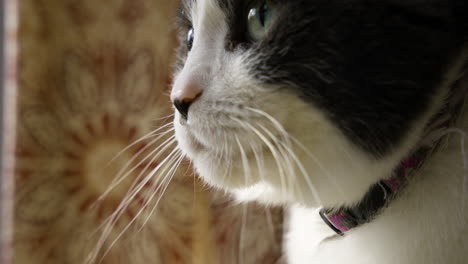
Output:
[100, 150, 183, 262]
[108, 144, 179, 225]
[246, 137, 278, 246]
[105, 122, 174, 167]
[256, 123, 302, 201]
[151, 113, 175, 122]
[233, 118, 289, 199]
[96, 131, 175, 203]
[88, 141, 178, 264]
[138, 151, 185, 230]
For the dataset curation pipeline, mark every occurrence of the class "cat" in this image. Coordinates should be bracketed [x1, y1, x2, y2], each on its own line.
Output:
[170, 0, 468, 263]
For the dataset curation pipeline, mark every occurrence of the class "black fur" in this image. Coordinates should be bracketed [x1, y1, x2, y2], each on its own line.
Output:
[178, 0, 468, 156]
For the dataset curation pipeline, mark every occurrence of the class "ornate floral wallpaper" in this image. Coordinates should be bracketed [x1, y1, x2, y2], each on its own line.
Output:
[12, 0, 283, 263]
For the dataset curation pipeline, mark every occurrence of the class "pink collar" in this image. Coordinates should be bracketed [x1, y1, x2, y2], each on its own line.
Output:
[319, 154, 421, 235]
[320, 72, 467, 235]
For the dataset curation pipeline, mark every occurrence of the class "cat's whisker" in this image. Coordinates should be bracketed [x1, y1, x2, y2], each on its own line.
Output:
[289, 136, 344, 200]
[96, 131, 175, 203]
[248, 137, 266, 184]
[102, 150, 184, 261]
[96, 129, 173, 206]
[105, 122, 174, 167]
[151, 113, 175, 122]
[93, 136, 177, 230]
[89, 140, 178, 262]
[246, 106, 328, 203]
[235, 135, 252, 264]
[216, 131, 229, 163]
[224, 131, 232, 161]
[246, 107, 293, 147]
[235, 135, 251, 189]
[221, 134, 233, 187]
[246, 107, 304, 195]
[246, 137, 278, 246]
[136, 149, 183, 219]
[114, 136, 177, 202]
[107, 143, 179, 226]
[91, 146, 181, 264]
[233, 118, 289, 199]
[245, 107, 338, 202]
[219, 131, 234, 188]
[256, 123, 302, 200]
[138, 151, 185, 231]
[255, 120, 316, 203]
[218, 160, 232, 191]
[273, 133, 322, 205]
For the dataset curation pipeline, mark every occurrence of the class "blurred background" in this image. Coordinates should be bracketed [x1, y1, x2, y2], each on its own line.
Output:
[1, 0, 283, 263]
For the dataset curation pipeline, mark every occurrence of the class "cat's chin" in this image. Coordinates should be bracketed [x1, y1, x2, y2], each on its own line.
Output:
[181, 148, 297, 206]
[175, 123, 260, 189]
[175, 122, 286, 198]
[174, 108, 404, 208]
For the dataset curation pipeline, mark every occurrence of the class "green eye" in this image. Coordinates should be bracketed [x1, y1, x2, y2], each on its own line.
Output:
[247, 0, 277, 41]
[187, 28, 194, 51]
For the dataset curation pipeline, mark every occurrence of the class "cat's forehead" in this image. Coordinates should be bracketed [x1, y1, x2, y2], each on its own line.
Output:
[181, 0, 230, 29]
[182, 0, 235, 12]
[182, 0, 222, 17]
[181, 0, 258, 23]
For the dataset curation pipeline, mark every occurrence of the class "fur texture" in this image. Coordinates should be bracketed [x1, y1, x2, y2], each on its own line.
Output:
[14, 1, 282, 263]
[172, 0, 468, 263]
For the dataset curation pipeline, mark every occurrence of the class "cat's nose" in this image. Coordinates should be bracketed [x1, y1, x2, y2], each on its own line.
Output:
[173, 98, 197, 120]
[171, 78, 203, 120]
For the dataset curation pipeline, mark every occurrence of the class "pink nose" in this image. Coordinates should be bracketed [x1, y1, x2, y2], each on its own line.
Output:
[171, 74, 203, 120]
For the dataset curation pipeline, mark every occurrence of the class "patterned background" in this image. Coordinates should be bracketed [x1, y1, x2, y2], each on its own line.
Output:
[11, 0, 283, 263]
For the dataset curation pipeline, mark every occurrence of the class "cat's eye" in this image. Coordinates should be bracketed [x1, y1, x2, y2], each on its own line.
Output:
[187, 28, 194, 51]
[247, 0, 277, 41]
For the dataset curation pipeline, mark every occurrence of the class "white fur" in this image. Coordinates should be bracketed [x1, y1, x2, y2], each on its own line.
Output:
[173, 1, 468, 263]
[287, 112, 468, 264]
[283, 54, 468, 264]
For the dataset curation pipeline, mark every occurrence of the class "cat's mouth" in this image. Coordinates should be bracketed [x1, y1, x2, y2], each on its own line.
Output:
[178, 126, 209, 153]
[176, 116, 271, 166]
[174, 104, 310, 190]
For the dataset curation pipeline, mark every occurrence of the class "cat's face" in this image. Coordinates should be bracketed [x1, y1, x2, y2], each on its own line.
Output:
[171, 0, 466, 207]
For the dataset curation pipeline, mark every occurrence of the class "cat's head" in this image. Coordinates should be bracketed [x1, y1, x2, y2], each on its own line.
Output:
[171, 0, 467, 207]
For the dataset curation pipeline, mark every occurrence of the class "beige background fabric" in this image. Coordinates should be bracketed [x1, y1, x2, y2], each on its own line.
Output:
[13, 0, 283, 263]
